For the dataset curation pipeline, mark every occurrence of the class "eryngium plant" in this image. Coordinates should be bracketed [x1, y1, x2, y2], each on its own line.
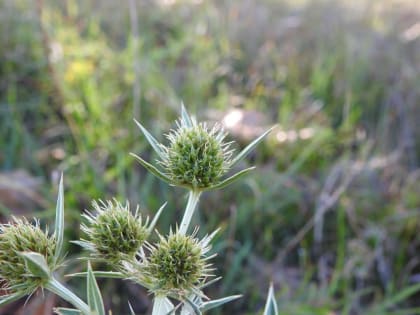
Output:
[0, 105, 273, 315]
[76, 199, 164, 266]
[0, 218, 57, 295]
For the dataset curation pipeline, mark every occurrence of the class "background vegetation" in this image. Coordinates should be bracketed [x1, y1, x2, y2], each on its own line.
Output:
[0, 0, 419, 314]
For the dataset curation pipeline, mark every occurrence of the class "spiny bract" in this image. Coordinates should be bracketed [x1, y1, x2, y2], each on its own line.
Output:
[78, 200, 149, 265]
[0, 218, 56, 294]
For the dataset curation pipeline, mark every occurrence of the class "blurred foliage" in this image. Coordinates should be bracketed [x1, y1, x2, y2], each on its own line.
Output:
[0, 0, 419, 314]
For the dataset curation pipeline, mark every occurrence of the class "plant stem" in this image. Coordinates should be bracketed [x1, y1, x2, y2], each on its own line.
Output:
[152, 295, 173, 315]
[45, 277, 91, 315]
[179, 190, 201, 235]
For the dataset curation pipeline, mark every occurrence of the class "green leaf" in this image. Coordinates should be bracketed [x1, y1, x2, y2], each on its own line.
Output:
[54, 173, 65, 265]
[134, 119, 165, 159]
[148, 202, 167, 233]
[130, 153, 173, 184]
[209, 167, 255, 190]
[181, 102, 193, 128]
[229, 126, 276, 168]
[67, 271, 124, 279]
[200, 295, 242, 312]
[263, 284, 278, 315]
[0, 292, 25, 307]
[87, 261, 105, 315]
[20, 251, 51, 279]
[54, 308, 82, 315]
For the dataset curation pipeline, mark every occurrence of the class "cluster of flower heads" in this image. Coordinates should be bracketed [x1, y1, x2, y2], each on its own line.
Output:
[78, 107, 258, 300]
[80, 200, 216, 298]
[0, 106, 271, 314]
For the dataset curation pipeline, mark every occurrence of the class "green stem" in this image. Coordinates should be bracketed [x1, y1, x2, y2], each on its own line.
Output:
[152, 295, 173, 315]
[179, 190, 201, 235]
[45, 277, 91, 315]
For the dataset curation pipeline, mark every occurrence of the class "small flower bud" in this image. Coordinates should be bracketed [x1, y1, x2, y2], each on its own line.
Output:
[78, 200, 149, 265]
[0, 218, 56, 294]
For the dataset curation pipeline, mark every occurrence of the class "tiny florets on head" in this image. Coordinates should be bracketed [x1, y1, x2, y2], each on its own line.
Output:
[140, 229, 215, 297]
[79, 199, 149, 265]
[0, 218, 56, 294]
[160, 119, 233, 190]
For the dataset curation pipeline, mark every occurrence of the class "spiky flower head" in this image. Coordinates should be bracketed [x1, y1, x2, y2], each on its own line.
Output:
[132, 105, 274, 192]
[126, 228, 216, 298]
[160, 119, 232, 190]
[77, 200, 151, 266]
[0, 217, 57, 295]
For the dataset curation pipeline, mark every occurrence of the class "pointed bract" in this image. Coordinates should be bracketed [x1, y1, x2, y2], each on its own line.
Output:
[262, 284, 278, 315]
[229, 126, 276, 168]
[54, 173, 65, 265]
[87, 262, 105, 315]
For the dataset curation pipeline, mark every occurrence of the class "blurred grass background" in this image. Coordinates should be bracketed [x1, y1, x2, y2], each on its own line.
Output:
[0, 0, 419, 314]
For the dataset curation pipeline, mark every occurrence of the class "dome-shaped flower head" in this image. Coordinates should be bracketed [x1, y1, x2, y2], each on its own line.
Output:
[131, 105, 274, 191]
[125, 228, 217, 298]
[0, 218, 57, 296]
[75, 199, 165, 266]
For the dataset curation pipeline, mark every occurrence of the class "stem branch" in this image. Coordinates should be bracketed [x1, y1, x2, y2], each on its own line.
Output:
[45, 277, 91, 315]
[179, 190, 201, 235]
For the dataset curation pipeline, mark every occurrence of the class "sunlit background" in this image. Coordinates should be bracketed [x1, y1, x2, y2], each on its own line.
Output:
[0, 0, 419, 314]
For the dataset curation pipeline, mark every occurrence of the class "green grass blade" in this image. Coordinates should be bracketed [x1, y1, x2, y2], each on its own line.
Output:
[87, 261, 105, 315]
[229, 126, 276, 168]
[209, 167, 255, 190]
[370, 283, 420, 313]
[263, 284, 278, 315]
[130, 153, 173, 184]
[54, 173, 65, 265]
[134, 119, 165, 159]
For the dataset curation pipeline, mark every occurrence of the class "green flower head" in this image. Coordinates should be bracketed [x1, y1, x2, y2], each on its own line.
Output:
[161, 119, 231, 189]
[126, 228, 217, 298]
[0, 217, 57, 295]
[131, 105, 274, 191]
[76, 199, 165, 266]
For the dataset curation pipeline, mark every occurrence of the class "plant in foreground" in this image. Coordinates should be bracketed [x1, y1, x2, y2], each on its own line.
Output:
[0, 105, 274, 314]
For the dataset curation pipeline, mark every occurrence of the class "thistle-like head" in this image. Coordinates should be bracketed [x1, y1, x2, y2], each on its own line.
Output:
[131, 105, 274, 191]
[126, 228, 216, 298]
[77, 200, 156, 266]
[0, 218, 57, 295]
[160, 119, 232, 189]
